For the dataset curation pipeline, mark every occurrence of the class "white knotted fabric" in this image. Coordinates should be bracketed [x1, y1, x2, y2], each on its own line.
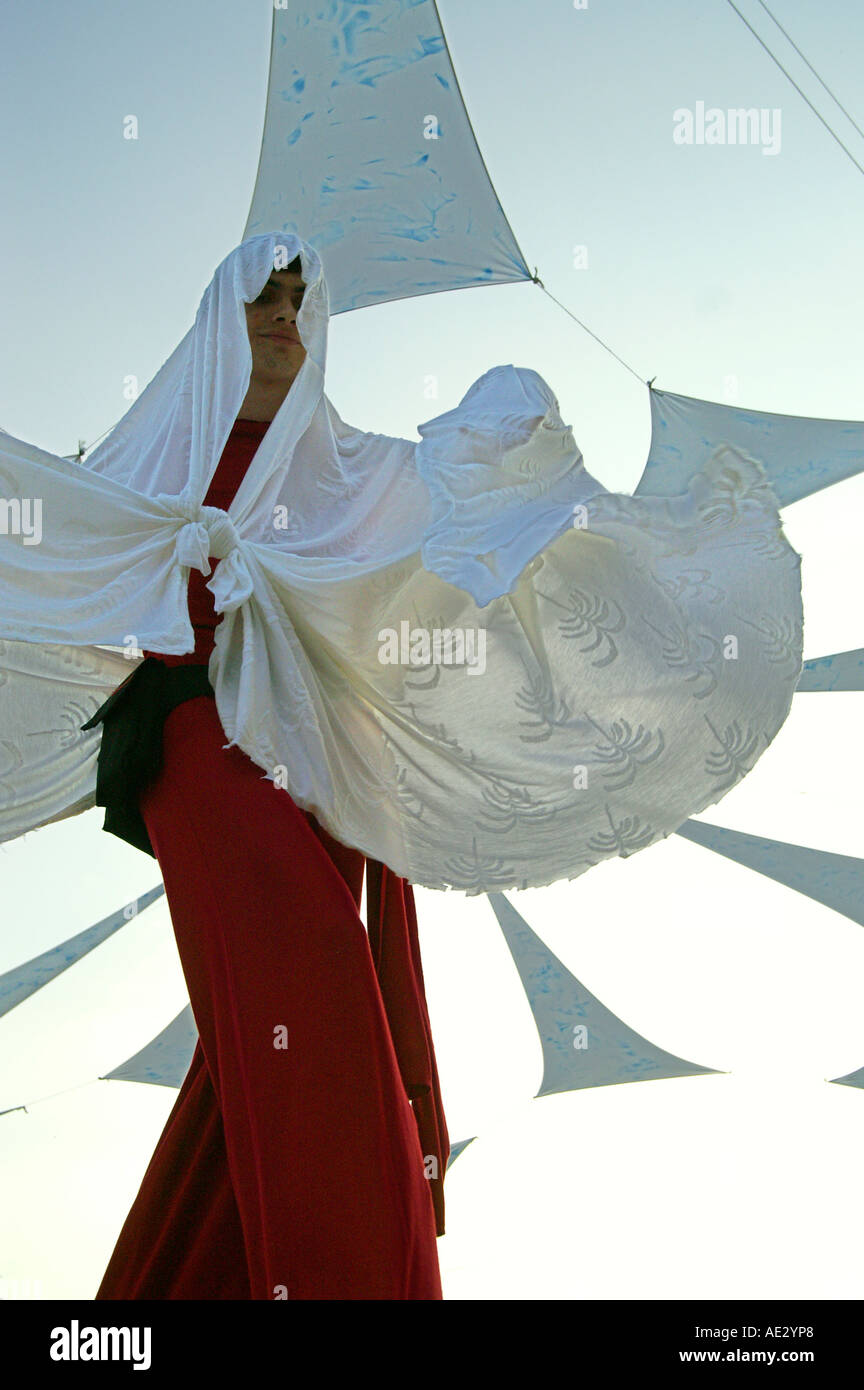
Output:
[0, 232, 803, 893]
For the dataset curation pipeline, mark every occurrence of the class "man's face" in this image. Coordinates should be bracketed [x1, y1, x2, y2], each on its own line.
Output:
[244, 268, 307, 380]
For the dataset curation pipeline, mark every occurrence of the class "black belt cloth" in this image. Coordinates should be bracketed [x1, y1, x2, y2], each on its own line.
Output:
[80, 656, 214, 858]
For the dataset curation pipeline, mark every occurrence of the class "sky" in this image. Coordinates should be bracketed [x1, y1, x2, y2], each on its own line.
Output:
[1, 0, 863, 1303]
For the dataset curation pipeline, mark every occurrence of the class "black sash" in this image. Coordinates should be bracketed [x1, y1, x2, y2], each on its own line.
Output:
[80, 656, 214, 858]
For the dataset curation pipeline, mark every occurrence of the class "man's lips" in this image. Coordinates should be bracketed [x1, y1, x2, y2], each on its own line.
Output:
[262, 331, 301, 344]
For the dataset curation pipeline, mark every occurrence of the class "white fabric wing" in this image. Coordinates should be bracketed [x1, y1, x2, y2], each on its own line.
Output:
[0, 233, 803, 893]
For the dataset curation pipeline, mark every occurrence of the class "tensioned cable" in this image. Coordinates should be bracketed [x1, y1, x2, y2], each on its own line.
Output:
[753, 0, 864, 144]
[724, 0, 864, 179]
[530, 273, 649, 386]
[0, 1077, 102, 1119]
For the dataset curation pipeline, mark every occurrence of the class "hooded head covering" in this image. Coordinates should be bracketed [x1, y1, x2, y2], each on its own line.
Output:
[84, 234, 327, 502]
[82, 232, 430, 589]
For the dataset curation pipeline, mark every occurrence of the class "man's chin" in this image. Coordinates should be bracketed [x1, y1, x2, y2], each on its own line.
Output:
[252, 355, 305, 378]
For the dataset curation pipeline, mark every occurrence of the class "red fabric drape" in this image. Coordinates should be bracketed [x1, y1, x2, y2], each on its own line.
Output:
[95, 418, 448, 1299]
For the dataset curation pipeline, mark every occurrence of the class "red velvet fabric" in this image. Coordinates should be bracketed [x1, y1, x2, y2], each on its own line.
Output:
[95, 417, 448, 1299]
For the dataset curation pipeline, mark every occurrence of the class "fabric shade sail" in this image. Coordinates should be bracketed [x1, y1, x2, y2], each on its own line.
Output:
[243, 0, 532, 312]
[637, 386, 864, 506]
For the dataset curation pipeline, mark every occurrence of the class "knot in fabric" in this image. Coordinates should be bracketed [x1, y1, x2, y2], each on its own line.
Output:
[175, 506, 242, 577]
[173, 506, 254, 614]
[200, 506, 242, 561]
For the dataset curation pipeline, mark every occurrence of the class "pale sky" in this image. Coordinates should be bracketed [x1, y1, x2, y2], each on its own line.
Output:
[1, 0, 863, 1302]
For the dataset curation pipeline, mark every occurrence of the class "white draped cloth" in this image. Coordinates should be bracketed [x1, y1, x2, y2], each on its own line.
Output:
[0, 233, 803, 893]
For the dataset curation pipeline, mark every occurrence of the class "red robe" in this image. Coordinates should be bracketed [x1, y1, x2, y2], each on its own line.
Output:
[94, 417, 449, 1300]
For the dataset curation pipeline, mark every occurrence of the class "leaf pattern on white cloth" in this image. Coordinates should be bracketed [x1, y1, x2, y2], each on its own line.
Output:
[703, 717, 764, 794]
[556, 587, 626, 667]
[582, 712, 667, 791]
[440, 837, 526, 893]
[25, 697, 96, 749]
[386, 692, 479, 763]
[650, 566, 727, 605]
[639, 615, 722, 699]
[585, 805, 658, 858]
[474, 776, 561, 834]
[756, 614, 804, 668]
[744, 526, 793, 562]
[513, 665, 576, 741]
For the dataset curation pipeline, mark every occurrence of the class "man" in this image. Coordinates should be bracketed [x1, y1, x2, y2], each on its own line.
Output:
[84, 240, 448, 1301]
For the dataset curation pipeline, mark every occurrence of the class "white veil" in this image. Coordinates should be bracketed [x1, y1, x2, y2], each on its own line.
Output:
[82, 232, 434, 568]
